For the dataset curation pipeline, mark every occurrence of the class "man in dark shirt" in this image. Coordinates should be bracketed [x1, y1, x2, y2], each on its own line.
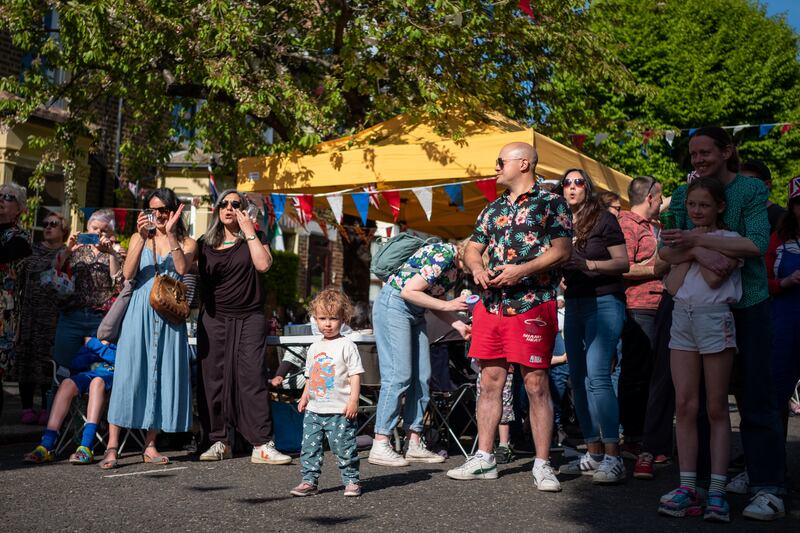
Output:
[740, 160, 786, 234]
[447, 142, 572, 491]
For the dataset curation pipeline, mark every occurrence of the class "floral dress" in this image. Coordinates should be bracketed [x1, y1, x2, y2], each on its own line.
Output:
[0, 224, 31, 380]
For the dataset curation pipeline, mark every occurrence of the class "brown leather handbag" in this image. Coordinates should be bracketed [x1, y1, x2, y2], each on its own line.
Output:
[149, 239, 189, 324]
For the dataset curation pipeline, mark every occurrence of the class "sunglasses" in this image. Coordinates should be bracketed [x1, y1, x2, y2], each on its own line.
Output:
[42, 220, 61, 229]
[496, 157, 525, 170]
[149, 207, 171, 215]
[562, 177, 586, 188]
[218, 200, 242, 210]
[0, 193, 17, 202]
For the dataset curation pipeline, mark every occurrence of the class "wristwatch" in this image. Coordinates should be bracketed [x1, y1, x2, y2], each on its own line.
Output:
[246, 234, 257, 241]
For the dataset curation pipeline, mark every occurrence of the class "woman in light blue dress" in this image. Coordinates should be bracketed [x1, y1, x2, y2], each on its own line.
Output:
[104, 188, 197, 468]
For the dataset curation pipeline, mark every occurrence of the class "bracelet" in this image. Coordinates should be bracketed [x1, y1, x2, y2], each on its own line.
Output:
[170, 245, 181, 252]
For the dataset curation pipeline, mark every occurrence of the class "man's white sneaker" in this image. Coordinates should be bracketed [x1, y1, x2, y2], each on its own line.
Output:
[726, 471, 749, 494]
[405, 440, 445, 463]
[742, 491, 785, 521]
[592, 455, 626, 484]
[558, 452, 601, 476]
[368, 440, 409, 467]
[199, 441, 232, 461]
[446, 455, 498, 480]
[251, 441, 292, 464]
[532, 462, 562, 492]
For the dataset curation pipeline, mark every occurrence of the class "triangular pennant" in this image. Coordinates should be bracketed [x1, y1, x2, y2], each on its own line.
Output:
[733, 124, 749, 135]
[412, 187, 433, 221]
[363, 184, 381, 209]
[759, 124, 775, 138]
[326, 194, 344, 223]
[688, 128, 698, 136]
[475, 178, 498, 202]
[781, 124, 793, 135]
[640, 144, 649, 159]
[570, 134, 587, 150]
[263, 194, 276, 229]
[594, 133, 609, 147]
[80, 207, 97, 220]
[518, 0, 534, 19]
[664, 130, 676, 147]
[270, 194, 286, 223]
[381, 190, 401, 222]
[291, 195, 314, 226]
[112, 208, 127, 232]
[789, 176, 800, 199]
[386, 226, 392, 238]
[643, 129, 654, 145]
[351, 192, 371, 225]
[443, 183, 464, 211]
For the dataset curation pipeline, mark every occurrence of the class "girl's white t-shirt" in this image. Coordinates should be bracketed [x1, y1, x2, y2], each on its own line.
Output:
[674, 229, 744, 306]
[304, 336, 365, 414]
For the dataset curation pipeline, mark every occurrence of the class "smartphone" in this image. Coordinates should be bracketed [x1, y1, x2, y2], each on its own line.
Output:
[77, 233, 100, 245]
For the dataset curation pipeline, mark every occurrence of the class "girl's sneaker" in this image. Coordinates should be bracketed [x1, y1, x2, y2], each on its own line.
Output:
[658, 486, 703, 517]
[290, 482, 319, 497]
[23, 445, 54, 464]
[704, 492, 731, 523]
[69, 445, 94, 465]
[343, 482, 362, 497]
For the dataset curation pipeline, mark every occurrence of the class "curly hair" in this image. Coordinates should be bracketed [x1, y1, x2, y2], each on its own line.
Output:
[308, 288, 354, 324]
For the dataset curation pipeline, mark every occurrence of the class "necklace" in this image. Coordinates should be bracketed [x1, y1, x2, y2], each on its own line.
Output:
[222, 240, 237, 245]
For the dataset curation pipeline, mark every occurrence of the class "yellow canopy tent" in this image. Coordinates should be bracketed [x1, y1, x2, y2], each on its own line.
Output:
[237, 113, 632, 238]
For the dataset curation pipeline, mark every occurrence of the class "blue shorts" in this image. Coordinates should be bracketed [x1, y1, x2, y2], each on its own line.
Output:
[68, 370, 113, 395]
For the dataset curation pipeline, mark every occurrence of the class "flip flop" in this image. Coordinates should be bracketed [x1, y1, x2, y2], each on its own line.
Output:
[99, 447, 119, 470]
[143, 445, 169, 465]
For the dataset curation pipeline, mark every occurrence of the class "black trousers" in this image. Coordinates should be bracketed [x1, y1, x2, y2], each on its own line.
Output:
[197, 310, 273, 446]
[641, 292, 675, 457]
[619, 308, 658, 441]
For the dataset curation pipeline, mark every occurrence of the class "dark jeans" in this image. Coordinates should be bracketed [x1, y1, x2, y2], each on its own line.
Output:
[550, 362, 570, 428]
[619, 309, 658, 441]
[697, 300, 785, 493]
[641, 293, 675, 457]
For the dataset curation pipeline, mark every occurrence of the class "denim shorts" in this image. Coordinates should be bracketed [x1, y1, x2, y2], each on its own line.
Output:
[69, 369, 113, 395]
[669, 302, 736, 355]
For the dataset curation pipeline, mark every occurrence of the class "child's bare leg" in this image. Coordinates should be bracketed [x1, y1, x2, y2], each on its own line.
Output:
[671, 349, 702, 474]
[86, 377, 106, 424]
[46, 379, 79, 432]
[703, 348, 735, 477]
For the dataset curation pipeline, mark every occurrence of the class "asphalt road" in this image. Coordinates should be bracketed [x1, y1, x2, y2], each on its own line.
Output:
[1, 421, 799, 532]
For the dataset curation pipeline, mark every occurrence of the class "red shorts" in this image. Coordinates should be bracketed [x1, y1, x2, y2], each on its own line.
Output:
[469, 300, 557, 369]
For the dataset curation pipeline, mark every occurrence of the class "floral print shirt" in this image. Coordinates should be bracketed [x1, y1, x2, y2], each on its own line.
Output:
[388, 242, 459, 297]
[471, 185, 573, 315]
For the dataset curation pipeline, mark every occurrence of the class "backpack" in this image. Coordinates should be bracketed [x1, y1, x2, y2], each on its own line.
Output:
[370, 232, 440, 282]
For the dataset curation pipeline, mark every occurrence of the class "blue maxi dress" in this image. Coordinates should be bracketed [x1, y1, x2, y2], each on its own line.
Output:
[107, 246, 191, 433]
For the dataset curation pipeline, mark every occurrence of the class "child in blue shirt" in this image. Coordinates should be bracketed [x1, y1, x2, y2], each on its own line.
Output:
[23, 337, 116, 465]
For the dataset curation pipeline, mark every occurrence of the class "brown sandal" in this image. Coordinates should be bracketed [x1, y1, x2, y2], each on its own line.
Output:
[99, 447, 119, 470]
[142, 445, 169, 465]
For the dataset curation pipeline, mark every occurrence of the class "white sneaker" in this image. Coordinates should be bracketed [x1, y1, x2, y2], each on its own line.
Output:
[558, 452, 601, 476]
[251, 441, 292, 464]
[368, 440, 409, 467]
[446, 455, 498, 480]
[593, 455, 626, 484]
[405, 440, 445, 463]
[532, 461, 562, 492]
[726, 471, 749, 494]
[742, 491, 785, 521]
[199, 441, 232, 461]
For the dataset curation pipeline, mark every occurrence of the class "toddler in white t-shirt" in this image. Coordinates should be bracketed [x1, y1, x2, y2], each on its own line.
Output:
[290, 289, 364, 498]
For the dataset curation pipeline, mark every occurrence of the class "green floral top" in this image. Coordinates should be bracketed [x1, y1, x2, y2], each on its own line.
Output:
[471, 185, 573, 315]
[388, 242, 459, 297]
[669, 174, 769, 309]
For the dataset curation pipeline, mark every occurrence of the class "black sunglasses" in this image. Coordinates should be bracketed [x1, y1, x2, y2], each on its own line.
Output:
[0, 193, 17, 202]
[218, 200, 242, 210]
[149, 207, 171, 215]
[496, 157, 525, 170]
[42, 220, 61, 229]
[562, 177, 586, 188]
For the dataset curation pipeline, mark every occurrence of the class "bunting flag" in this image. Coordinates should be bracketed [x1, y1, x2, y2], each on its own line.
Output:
[570, 134, 587, 150]
[112, 208, 127, 232]
[207, 164, 219, 204]
[326, 194, 344, 223]
[781, 124, 793, 135]
[643, 129, 654, 145]
[292, 195, 314, 226]
[594, 133, 609, 147]
[475, 178, 498, 202]
[127, 181, 139, 198]
[412, 187, 433, 221]
[351, 192, 371, 225]
[664, 130, 676, 147]
[688, 128, 698, 137]
[518, 0, 534, 18]
[270, 194, 286, 223]
[443, 183, 464, 211]
[386, 226, 393, 238]
[381, 190, 401, 222]
[733, 124, 749, 135]
[363, 184, 381, 209]
[80, 207, 96, 220]
[263, 194, 276, 229]
[759, 124, 775, 138]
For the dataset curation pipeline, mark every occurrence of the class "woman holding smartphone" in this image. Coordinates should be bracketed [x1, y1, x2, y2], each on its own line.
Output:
[52, 209, 122, 368]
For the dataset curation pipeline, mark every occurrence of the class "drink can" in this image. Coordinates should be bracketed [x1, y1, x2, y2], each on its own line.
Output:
[659, 210, 676, 230]
[466, 294, 480, 313]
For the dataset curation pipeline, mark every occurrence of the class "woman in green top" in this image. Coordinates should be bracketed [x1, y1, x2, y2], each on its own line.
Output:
[660, 126, 785, 521]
